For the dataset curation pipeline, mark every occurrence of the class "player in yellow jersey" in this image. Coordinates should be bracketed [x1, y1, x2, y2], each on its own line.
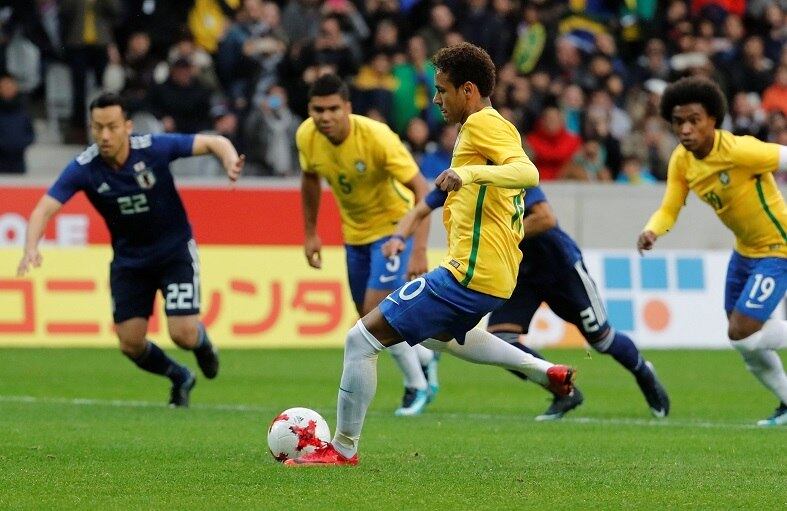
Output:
[297, 74, 439, 417]
[638, 77, 787, 426]
[286, 43, 575, 466]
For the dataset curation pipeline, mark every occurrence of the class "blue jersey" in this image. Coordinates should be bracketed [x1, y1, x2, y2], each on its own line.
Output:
[518, 186, 581, 278]
[47, 134, 196, 268]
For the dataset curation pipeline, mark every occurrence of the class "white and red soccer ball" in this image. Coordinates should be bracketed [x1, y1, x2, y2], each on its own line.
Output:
[267, 407, 331, 462]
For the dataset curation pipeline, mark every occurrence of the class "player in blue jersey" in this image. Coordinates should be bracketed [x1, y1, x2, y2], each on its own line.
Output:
[16, 93, 244, 407]
[387, 186, 670, 420]
[486, 186, 670, 420]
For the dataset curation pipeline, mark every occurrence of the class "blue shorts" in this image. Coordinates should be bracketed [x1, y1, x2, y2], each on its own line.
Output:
[345, 236, 413, 307]
[379, 267, 507, 346]
[488, 260, 610, 342]
[110, 241, 201, 323]
[725, 251, 787, 322]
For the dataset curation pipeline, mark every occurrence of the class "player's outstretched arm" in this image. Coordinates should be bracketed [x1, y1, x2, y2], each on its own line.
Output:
[17, 195, 62, 276]
[301, 172, 323, 269]
[638, 153, 689, 255]
[192, 134, 245, 182]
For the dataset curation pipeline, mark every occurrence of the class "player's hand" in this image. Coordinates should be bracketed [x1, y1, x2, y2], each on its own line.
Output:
[304, 234, 322, 269]
[406, 249, 428, 281]
[381, 236, 406, 258]
[225, 154, 245, 182]
[637, 230, 657, 256]
[16, 248, 42, 277]
[435, 169, 463, 192]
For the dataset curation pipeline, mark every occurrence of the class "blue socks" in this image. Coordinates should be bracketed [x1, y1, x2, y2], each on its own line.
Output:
[194, 323, 213, 354]
[495, 329, 651, 389]
[128, 341, 187, 382]
[593, 331, 648, 379]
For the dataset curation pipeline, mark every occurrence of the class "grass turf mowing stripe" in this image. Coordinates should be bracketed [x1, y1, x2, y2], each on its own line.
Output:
[0, 394, 774, 431]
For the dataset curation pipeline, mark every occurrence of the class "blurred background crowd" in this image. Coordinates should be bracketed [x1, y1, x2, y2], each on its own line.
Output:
[0, 0, 785, 182]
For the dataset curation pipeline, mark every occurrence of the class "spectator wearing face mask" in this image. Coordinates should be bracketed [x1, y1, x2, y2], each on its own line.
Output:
[243, 86, 302, 176]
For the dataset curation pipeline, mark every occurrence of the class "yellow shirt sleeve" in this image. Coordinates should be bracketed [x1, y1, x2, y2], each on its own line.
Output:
[295, 121, 314, 174]
[375, 124, 419, 183]
[454, 158, 539, 189]
[453, 113, 538, 188]
[729, 135, 780, 175]
[644, 150, 689, 235]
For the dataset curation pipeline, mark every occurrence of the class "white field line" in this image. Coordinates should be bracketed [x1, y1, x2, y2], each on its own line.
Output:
[0, 394, 777, 431]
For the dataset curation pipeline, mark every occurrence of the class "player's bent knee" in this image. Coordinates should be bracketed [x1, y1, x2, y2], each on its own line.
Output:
[727, 322, 760, 341]
[586, 327, 614, 352]
[169, 324, 199, 348]
[728, 311, 764, 341]
[118, 337, 146, 358]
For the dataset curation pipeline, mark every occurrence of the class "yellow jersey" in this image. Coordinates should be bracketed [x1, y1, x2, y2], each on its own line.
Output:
[296, 115, 419, 245]
[645, 130, 786, 258]
[442, 107, 539, 298]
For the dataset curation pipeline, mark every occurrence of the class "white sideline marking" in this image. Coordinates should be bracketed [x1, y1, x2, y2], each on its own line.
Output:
[0, 395, 773, 431]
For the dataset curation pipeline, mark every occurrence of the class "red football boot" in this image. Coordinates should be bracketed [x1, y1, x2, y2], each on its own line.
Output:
[283, 443, 359, 467]
[546, 365, 576, 396]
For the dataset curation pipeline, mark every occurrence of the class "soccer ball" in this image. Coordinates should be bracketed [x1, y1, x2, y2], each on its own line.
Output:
[267, 407, 331, 462]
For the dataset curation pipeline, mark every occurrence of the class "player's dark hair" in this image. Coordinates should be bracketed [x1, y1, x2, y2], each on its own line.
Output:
[308, 74, 350, 101]
[89, 93, 129, 118]
[432, 42, 496, 98]
[660, 77, 727, 127]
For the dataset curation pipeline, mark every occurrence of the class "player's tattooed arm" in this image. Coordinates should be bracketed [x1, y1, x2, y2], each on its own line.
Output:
[382, 201, 436, 258]
[401, 173, 430, 279]
[382, 188, 445, 258]
[17, 195, 62, 276]
[192, 134, 245, 181]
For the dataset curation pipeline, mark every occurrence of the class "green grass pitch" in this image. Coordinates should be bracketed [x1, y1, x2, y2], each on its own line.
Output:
[0, 347, 784, 510]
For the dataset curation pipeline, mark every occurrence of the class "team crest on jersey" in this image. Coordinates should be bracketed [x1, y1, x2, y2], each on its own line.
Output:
[135, 171, 156, 189]
[718, 171, 730, 185]
[354, 160, 366, 173]
[133, 161, 156, 189]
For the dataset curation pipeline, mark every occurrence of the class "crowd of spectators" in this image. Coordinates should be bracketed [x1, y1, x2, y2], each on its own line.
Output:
[0, 0, 785, 181]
